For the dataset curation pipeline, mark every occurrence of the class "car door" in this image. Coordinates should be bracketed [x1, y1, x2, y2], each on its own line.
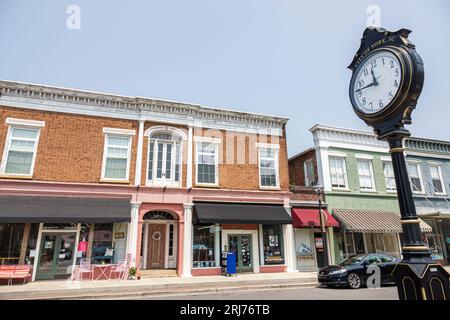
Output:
[362, 255, 382, 283]
[378, 255, 396, 283]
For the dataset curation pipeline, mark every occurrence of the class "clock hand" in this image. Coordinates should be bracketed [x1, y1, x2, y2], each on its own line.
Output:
[354, 75, 382, 93]
[371, 68, 378, 85]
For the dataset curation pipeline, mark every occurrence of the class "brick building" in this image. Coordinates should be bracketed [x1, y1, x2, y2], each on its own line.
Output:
[0, 80, 296, 281]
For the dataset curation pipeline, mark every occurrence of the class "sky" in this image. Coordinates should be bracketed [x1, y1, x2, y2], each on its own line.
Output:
[0, 0, 449, 156]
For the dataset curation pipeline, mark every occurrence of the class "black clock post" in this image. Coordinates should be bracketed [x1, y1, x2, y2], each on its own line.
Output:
[348, 27, 449, 300]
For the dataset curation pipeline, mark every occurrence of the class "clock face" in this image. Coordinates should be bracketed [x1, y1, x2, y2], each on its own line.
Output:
[351, 50, 403, 114]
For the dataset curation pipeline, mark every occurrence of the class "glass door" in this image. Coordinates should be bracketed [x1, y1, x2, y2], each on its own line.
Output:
[154, 142, 174, 186]
[228, 234, 253, 272]
[36, 233, 76, 280]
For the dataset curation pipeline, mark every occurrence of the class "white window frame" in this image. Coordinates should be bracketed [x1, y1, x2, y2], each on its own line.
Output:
[146, 133, 183, 187]
[381, 160, 397, 193]
[101, 128, 135, 182]
[428, 163, 446, 196]
[356, 157, 377, 192]
[328, 154, 349, 190]
[257, 145, 280, 189]
[195, 141, 219, 187]
[303, 158, 315, 187]
[0, 118, 45, 178]
[407, 161, 425, 194]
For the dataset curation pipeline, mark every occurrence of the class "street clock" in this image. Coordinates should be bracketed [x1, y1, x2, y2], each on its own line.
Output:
[348, 27, 424, 138]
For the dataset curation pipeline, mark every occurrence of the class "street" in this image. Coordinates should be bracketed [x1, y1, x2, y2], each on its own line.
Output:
[142, 285, 399, 300]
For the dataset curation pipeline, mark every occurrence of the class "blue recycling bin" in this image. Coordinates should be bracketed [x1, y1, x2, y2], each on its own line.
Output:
[226, 252, 236, 276]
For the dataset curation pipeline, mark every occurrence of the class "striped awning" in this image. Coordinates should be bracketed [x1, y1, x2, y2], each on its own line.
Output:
[332, 209, 432, 233]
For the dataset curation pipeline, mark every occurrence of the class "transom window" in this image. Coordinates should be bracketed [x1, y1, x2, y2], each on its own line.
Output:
[196, 142, 218, 185]
[143, 211, 176, 220]
[102, 134, 132, 180]
[329, 156, 347, 189]
[356, 158, 375, 191]
[259, 147, 279, 188]
[407, 162, 423, 193]
[382, 161, 396, 191]
[429, 165, 445, 195]
[147, 132, 182, 187]
[1, 125, 41, 176]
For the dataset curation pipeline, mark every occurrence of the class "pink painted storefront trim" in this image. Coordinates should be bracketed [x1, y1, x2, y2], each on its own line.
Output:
[191, 267, 222, 276]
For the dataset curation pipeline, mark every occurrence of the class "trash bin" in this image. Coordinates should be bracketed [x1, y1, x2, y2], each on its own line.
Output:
[226, 251, 236, 276]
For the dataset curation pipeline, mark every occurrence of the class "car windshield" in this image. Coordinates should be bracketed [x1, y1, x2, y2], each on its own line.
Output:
[340, 255, 365, 265]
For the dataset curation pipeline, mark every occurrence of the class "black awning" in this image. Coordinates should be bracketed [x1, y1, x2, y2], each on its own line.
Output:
[0, 196, 131, 223]
[193, 202, 291, 225]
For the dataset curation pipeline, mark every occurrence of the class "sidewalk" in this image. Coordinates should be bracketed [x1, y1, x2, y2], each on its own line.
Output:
[0, 272, 318, 300]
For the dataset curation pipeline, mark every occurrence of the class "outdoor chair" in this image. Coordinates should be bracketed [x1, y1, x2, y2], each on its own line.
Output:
[75, 259, 93, 281]
[110, 259, 128, 281]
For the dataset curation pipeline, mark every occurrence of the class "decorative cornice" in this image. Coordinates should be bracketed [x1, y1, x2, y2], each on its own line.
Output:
[0, 80, 288, 135]
[404, 137, 450, 155]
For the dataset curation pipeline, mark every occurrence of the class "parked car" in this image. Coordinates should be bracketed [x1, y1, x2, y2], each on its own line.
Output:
[318, 254, 400, 289]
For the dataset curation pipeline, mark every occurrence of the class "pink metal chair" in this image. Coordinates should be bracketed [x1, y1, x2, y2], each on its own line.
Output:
[110, 259, 128, 281]
[76, 259, 93, 281]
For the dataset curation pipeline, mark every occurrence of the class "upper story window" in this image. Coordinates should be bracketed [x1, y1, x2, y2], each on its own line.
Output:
[382, 161, 396, 192]
[147, 132, 182, 187]
[258, 145, 279, 188]
[429, 164, 445, 195]
[196, 141, 219, 186]
[101, 128, 134, 181]
[407, 162, 423, 193]
[356, 158, 376, 191]
[329, 155, 347, 189]
[303, 159, 316, 187]
[0, 118, 45, 177]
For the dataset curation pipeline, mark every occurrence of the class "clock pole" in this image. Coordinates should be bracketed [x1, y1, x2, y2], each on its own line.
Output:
[348, 27, 449, 300]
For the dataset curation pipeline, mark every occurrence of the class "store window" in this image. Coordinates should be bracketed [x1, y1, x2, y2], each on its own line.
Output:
[262, 225, 284, 265]
[193, 225, 216, 268]
[303, 159, 316, 187]
[196, 143, 218, 185]
[91, 223, 114, 264]
[382, 161, 396, 191]
[407, 162, 423, 193]
[258, 147, 279, 188]
[0, 224, 24, 265]
[101, 132, 132, 181]
[1, 126, 41, 176]
[329, 156, 347, 189]
[429, 165, 445, 195]
[356, 158, 375, 191]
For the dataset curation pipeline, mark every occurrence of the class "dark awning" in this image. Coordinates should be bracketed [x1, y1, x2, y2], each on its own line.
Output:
[0, 196, 131, 223]
[193, 202, 291, 224]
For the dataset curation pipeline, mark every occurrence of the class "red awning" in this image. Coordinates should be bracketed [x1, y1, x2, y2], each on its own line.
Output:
[292, 208, 339, 228]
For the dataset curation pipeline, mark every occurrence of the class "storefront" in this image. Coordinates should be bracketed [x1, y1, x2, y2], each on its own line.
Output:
[291, 207, 339, 271]
[191, 202, 294, 275]
[331, 209, 432, 262]
[420, 216, 450, 265]
[0, 195, 131, 281]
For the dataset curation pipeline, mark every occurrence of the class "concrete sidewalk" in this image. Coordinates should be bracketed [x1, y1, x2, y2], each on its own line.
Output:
[0, 272, 318, 300]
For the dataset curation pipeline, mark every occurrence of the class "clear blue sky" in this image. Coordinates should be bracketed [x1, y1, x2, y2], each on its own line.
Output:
[1, 1, 449, 156]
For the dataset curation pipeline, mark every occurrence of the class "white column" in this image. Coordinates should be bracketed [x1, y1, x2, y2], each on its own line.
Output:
[182, 203, 193, 277]
[327, 227, 335, 265]
[283, 206, 297, 272]
[214, 224, 220, 267]
[315, 145, 331, 192]
[127, 202, 141, 267]
[134, 119, 145, 185]
[186, 125, 193, 188]
[31, 223, 44, 281]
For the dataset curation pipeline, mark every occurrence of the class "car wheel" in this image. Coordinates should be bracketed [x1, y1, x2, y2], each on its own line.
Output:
[347, 273, 362, 289]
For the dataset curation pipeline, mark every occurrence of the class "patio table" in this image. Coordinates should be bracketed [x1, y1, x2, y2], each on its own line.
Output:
[92, 264, 116, 280]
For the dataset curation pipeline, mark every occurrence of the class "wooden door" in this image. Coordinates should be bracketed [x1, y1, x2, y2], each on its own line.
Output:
[147, 224, 166, 269]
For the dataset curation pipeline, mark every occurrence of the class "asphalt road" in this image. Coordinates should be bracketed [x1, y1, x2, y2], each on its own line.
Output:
[142, 285, 399, 300]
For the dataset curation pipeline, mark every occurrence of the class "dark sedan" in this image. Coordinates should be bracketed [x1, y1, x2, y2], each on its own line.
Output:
[318, 254, 400, 289]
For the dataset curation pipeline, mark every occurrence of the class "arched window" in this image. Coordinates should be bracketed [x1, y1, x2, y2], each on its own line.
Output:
[147, 130, 183, 186]
[143, 211, 176, 220]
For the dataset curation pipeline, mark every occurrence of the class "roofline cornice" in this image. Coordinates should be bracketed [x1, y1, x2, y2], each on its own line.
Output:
[0, 80, 288, 131]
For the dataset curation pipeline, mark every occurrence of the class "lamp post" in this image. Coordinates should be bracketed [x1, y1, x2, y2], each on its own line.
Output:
[315, 186, 328, 266]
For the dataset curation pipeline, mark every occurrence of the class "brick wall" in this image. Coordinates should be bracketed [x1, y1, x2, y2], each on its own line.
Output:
[0, 106, 289, 191]
[0, 106, 138, 184]
[288, 148, 317, 187]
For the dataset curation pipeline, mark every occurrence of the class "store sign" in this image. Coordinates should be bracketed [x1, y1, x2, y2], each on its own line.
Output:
[314, 237, 323, 249]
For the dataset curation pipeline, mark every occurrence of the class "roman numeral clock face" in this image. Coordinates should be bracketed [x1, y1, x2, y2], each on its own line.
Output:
[352, 50, 402, 114]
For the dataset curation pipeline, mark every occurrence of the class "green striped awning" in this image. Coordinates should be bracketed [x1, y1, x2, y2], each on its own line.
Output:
[332, 209, 432, 233]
